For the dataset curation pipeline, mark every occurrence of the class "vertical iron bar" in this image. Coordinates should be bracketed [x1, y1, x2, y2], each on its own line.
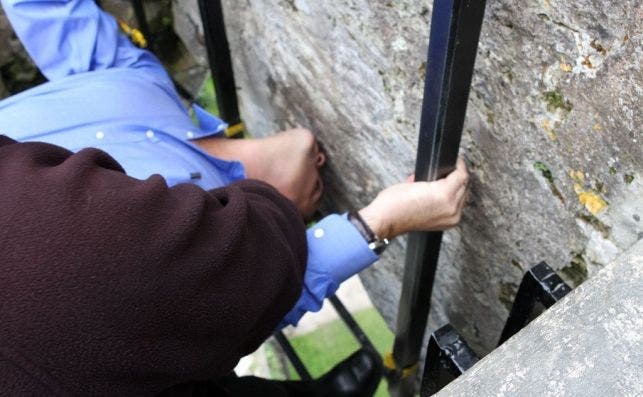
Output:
[273, 331, 313, 381]
[329, 295, 379, 354]
[131, 0, 152, 46]
[197, 0, 242, 126]
[389, 1, 486, 396]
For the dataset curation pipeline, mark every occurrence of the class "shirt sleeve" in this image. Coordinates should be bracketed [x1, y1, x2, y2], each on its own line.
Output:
[0, 0, 168, 80]
[279, 213, 380, 328]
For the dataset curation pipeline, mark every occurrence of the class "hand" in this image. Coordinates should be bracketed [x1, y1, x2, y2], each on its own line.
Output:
[196, 128, 325, 220]
[358, 157, 469, 239]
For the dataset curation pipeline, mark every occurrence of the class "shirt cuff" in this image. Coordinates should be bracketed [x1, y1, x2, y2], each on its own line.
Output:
[190, 103, 228, 139]
[278, 214, 380, 328]
[307, 213, 379, 287]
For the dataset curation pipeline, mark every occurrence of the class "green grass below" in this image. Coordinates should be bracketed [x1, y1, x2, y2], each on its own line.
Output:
[266, 307, 394, 397]
[196, 75, 219, 116]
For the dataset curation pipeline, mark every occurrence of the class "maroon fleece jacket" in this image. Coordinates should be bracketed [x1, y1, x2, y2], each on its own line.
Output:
[0, 136, 307, 395]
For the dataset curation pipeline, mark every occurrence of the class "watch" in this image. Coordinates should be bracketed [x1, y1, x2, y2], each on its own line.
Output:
[348, 211, 390, 255]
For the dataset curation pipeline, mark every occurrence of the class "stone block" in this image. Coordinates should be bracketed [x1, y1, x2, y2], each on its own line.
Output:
[437, 239, 643, 396]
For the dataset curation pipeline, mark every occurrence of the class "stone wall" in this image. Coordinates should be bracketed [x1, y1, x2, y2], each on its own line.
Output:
[173, 0, 641, 353]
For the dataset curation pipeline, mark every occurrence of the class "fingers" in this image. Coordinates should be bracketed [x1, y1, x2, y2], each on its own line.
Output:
[445, 157, 469, 186]
[316, 151, 326, 167]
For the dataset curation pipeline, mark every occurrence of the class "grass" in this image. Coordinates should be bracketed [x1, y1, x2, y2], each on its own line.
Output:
[196, 75, 219, 116]
[266, 307, 394, 396]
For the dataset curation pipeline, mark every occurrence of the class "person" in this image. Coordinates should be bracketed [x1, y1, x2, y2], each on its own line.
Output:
[0, 0, 469, 395]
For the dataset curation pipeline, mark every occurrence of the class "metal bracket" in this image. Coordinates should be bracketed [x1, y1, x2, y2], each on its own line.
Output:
[420, 324, 479, 396]
[498, 261, 572, 345]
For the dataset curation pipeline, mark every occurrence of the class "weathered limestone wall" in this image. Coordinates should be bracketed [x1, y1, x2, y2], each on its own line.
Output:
[185, 0, 642, 353]
[437, 239, 643, 396]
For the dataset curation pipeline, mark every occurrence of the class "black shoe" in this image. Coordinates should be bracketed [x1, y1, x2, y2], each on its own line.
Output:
[318, 348, 383, 397]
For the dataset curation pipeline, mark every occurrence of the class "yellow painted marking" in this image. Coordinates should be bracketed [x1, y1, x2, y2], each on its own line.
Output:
[225, 122, 245, 138]
[383, 352, 419, 379]
[118, 19, 148, 48]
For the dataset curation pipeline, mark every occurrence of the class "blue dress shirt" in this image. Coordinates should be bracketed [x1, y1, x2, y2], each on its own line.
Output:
[0, 0, 379, 327]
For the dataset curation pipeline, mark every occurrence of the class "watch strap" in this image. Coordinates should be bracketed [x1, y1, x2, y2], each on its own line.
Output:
[348, 211, 389, 255]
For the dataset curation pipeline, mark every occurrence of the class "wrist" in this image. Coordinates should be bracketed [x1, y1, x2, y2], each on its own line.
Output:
[358, 205, 395, 240]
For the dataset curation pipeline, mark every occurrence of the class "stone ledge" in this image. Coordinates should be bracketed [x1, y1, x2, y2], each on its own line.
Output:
[437, 239, 643, 396]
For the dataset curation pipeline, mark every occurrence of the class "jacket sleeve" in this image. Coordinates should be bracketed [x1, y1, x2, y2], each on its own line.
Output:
[0, 136, 307, 395]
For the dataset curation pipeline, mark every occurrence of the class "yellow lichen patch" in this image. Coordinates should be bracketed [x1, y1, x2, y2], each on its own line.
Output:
[570, 170, 608, 215]
[560, 56, 573, 72]
[593, 123, 602, 131]
[577, 190, 608, 215]
[569, 170, 585, 183]
[542, 120, 557, 140]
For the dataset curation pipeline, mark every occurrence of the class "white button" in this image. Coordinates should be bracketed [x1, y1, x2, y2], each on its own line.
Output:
[146, 130, 155, 139]
[186, 131, 195, 139]
[314, 228, 325, 238]
[95, 131, 105, 140]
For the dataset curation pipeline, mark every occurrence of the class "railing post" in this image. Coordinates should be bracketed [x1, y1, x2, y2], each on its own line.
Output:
[388, 1, 487, 395]
[197, 0, 243, 128]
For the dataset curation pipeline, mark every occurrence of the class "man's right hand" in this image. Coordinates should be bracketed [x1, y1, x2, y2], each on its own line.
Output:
[358, 157, 469, 240]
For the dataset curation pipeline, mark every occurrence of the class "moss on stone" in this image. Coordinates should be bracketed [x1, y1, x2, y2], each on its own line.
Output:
[534, 161, 554, 183]
[543, 90, 573, 112]
[578, 213, 611, 238]
[560, 252, 589, 287]
[498, 282, 518, 311]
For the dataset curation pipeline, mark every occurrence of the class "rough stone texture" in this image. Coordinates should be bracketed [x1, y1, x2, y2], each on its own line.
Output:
[0, 7, 43, 98]
[196, 0, 641, 353]
[436, 239, 643, 396]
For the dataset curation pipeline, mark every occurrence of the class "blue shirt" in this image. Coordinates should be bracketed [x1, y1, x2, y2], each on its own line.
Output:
[0, 0, 379, 327]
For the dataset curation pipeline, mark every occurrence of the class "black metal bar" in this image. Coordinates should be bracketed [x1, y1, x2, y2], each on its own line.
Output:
[273, 331, 313, 381]
[130, 0, 153, 46]
[420, 324, 479, 396]
[329, 295, 379, 354]
[389, 1, 486, 396]
[498, 261, 572, 345]
[197, 0, 242, 126]
[172, 79, 196, 103]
